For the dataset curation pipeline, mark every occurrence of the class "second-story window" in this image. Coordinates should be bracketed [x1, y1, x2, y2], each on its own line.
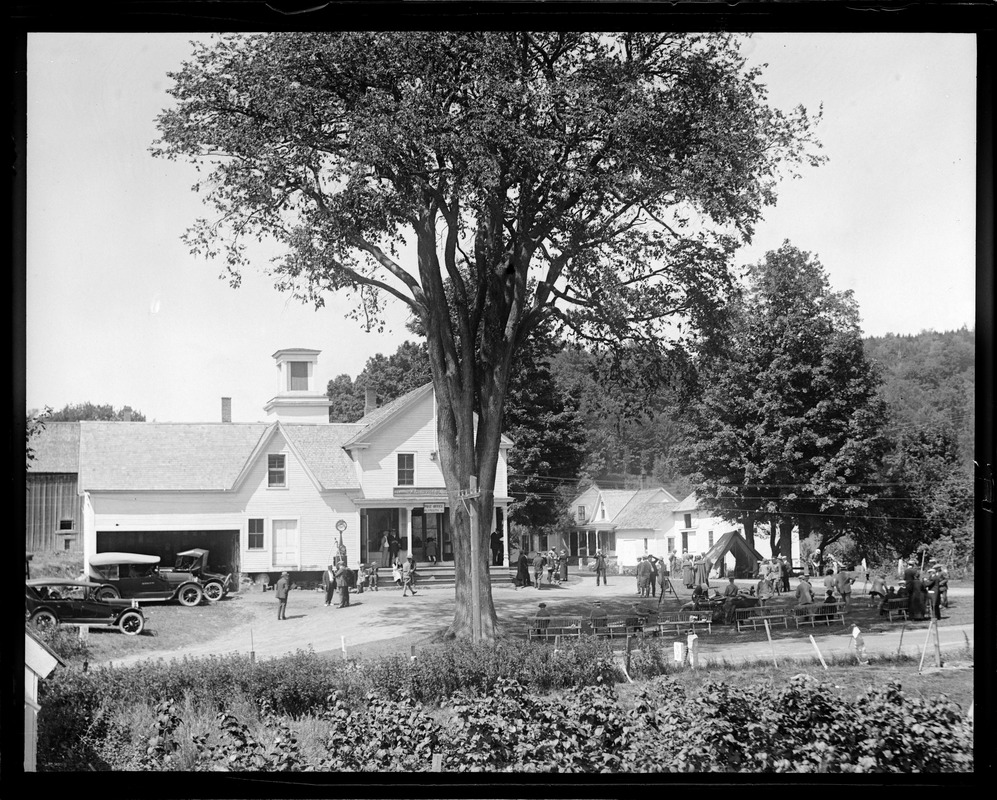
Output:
[268, 454, 286, 488]
[397, 453, 415, 486]
[288, 361, 308, 390]
[684, 513, 693, 529]
[576, 505, 586, 521]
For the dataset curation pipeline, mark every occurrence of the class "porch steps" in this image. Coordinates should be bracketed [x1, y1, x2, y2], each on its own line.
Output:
[373, 563, 514, 589]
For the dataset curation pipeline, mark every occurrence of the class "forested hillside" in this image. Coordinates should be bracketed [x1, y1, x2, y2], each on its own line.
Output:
[326, 327, 974, 564]
[863, 327, 975, 469]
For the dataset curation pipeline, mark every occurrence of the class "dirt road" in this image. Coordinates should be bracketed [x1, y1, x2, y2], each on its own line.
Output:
[103, 575, 974, 669]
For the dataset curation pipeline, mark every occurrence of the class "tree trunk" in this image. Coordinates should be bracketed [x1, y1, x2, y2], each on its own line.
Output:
[768, 520, 778, 556]
[777, 519, 794, 560]
[742, 513, 756, 549]
[434, 384, 500, 642]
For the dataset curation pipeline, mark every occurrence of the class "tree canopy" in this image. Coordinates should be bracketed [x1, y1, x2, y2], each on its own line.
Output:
[46, 403, 146, 422]
[153, 32, 823, 639]
[681, 243, 888, 553]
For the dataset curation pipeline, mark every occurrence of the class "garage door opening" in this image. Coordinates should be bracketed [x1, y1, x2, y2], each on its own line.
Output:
[96, 530, 240, 589]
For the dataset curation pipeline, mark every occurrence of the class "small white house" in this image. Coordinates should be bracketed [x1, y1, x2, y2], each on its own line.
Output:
[568, 487, 801, 569]
[31, 348, 514, 582]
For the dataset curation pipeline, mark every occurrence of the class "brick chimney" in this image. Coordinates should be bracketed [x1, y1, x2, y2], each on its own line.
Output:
[221, 397, 232, 423]
[364, 387, 377, 415]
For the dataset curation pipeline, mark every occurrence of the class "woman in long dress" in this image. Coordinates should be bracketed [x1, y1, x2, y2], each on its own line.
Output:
[515, 551, 531, 588]
[693, 554, 710, 588]
[682, 556, 695, 589]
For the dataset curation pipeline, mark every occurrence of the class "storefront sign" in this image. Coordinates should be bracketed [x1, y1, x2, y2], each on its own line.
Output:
[394, 487, 449, 498]
[423, 503, 445, 514]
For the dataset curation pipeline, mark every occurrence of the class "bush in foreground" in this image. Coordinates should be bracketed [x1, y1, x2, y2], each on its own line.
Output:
[38, 640, 972, 772]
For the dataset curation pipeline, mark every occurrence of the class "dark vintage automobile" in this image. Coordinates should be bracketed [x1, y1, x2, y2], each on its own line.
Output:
[84, 552, 205, 606]
[160, 548, 232, 602]
[26, 578, 146, 635]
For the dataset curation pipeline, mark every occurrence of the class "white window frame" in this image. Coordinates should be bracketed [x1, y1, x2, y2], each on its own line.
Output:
[247, 517, 265, 551]
[397, 452, 415, 487]
[268, 454, 287, 488]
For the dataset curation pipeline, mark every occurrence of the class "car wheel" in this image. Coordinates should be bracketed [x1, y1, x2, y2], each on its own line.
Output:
[118, 610, 144, 636]
[30, 609, 58, 631]
[96, 585, 120, 601]
[177, 584, 204, 607]
[203, 581, 224, 602]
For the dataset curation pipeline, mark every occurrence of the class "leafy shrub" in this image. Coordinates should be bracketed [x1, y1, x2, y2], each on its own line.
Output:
[31, 624, 91, 662]
[38, 646, 973, 772]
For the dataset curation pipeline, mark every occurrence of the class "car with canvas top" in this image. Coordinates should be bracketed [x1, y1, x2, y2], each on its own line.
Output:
[84, 552, 206, 606]
[26, 578, 146, 635]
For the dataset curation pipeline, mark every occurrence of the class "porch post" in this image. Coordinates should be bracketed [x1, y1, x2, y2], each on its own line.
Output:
[402, 506, 412, 557]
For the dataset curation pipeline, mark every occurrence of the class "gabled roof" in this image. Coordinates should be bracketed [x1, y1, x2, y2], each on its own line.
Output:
[674, 491, 701, 512]
[28, 422, 80, 473]
[572, 485, 601, 512]
[344, 382, 514, 448]
[613, 489, 677, 531]
[78, 422, 271, 491]
[598, 490, 640, 522]
[344, 383, 434, 447]
[277, 424, 360, 490]
[74, 421, 364, 493]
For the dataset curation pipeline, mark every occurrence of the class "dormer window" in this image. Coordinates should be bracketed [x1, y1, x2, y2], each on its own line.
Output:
[288, 361, 309, 391]
[268, 454, 286, 488]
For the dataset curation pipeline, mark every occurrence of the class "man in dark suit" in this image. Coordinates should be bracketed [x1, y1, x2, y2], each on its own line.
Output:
[594, 549, 608, 586]
[490, 531, 502, 566]
[275, 571, 290, 620]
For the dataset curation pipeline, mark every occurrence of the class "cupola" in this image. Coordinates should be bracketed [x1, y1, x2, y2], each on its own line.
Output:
[263, 348, 332, 424]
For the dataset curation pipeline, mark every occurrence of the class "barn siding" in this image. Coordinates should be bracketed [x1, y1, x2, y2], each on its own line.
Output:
[25, 474, 82, 552]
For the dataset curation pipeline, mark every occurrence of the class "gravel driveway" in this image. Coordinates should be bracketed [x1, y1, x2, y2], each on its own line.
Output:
[103, 576, 975, 669]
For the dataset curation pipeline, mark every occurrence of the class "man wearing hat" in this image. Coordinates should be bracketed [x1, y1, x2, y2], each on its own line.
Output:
[532, 602, 551, 637]
[795, 573, 814, 607]
[594, 549, 608, 586]
[275, 571, 290, 620]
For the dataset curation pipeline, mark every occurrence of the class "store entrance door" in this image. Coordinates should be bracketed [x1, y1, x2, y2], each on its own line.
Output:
[411, 508, 452, 563]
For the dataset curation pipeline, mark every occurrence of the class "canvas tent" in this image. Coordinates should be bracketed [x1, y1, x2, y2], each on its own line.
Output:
[704, 530, 764, 579]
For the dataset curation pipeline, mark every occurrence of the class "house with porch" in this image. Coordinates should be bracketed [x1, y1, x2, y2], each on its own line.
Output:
[27, 348, 514, 584]
[566, 486, 801, 570]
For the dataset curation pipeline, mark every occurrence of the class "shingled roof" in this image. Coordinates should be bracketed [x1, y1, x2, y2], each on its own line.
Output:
[28, 422, 80, 473]
[71, 421, 363, 492]
[613, 488, 677, 531]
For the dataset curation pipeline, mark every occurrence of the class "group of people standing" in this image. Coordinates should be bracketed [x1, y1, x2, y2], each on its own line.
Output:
[870, 559, 948, 621]
[677, 552, 711, 590]
[634, 554, 671, 599]
[514, 548, 569, 588]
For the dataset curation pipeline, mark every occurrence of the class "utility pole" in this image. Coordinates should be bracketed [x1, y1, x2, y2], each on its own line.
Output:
[463, 476, 483, 642]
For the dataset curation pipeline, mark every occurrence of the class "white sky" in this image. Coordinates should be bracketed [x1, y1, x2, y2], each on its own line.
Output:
[24, 32, 977, 423]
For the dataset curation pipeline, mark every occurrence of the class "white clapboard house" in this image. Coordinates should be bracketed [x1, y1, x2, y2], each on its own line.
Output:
[27, 349, 514, 584]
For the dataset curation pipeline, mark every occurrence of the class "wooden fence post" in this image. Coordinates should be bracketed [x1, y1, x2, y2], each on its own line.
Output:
[763, 619, 778, 668]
